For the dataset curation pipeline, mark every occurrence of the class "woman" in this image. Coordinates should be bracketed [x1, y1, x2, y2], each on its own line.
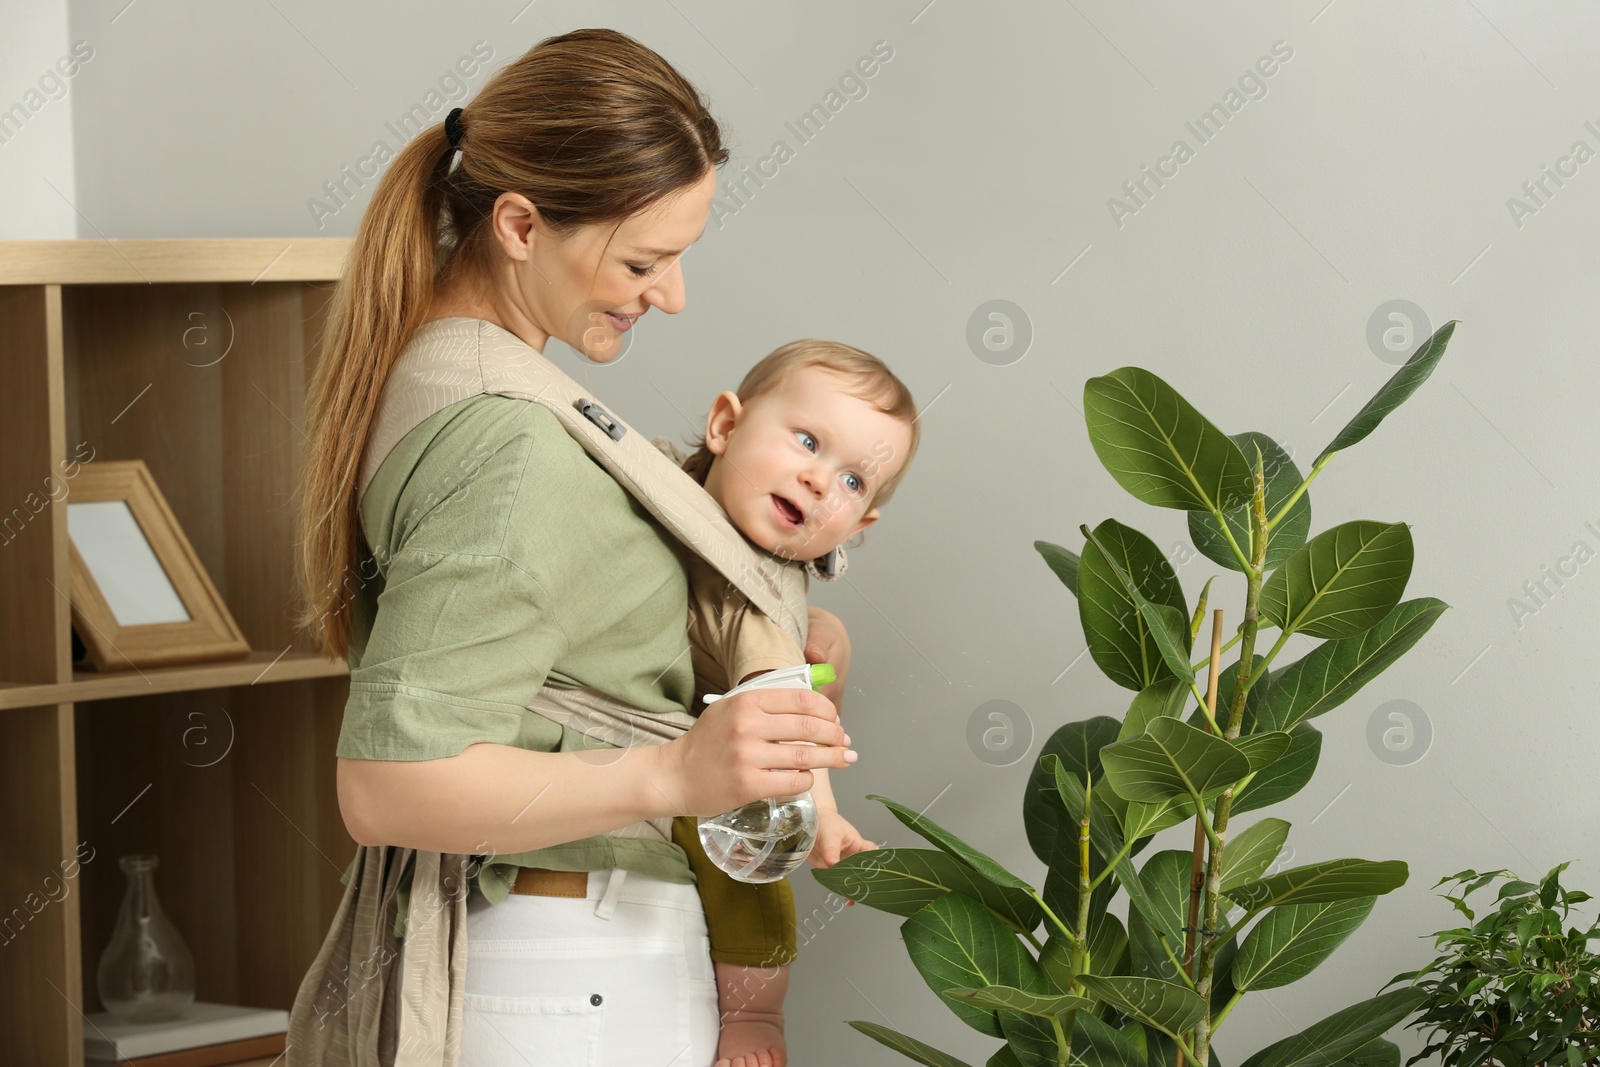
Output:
[291, 28, 856, 1066]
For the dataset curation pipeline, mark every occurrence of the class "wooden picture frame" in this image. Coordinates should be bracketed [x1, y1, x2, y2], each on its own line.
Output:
[66, 460, 250, 671]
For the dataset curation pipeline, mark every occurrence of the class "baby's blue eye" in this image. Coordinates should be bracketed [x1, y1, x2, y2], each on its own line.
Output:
[794, 430, 817, 451]
[843, 473, 864, 493]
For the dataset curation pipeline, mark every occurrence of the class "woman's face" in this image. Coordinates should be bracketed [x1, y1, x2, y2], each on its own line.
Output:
[497, 169, 719, 362]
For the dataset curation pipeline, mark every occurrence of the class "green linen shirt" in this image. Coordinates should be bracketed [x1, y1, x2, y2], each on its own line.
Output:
[338, 391, 703, 933]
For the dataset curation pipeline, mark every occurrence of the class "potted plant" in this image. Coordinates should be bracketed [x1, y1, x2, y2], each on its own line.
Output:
[815, 321, 1461, 1067]
[1387, 862, 1600, 1067]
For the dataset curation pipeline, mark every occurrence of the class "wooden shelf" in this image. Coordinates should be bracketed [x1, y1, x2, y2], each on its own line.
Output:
[0, 240, 358, 1067]
[0, 238, 352, 285]
[0, 651, 348, 711]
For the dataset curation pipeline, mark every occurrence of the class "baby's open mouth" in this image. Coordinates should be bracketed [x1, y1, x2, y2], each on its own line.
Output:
[771, 494, 804, 527]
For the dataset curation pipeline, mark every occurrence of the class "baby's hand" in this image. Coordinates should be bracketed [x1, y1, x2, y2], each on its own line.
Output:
[809, 808, 877, 868]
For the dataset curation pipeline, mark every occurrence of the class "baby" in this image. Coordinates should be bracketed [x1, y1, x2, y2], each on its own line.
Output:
[668, 339, 920, 1067]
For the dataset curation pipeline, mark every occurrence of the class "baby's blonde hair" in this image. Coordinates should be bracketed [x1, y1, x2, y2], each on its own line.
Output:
[681, 339, 919, 510]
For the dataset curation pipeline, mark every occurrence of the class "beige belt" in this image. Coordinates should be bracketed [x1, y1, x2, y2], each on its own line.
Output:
[511, 866, 589, 898]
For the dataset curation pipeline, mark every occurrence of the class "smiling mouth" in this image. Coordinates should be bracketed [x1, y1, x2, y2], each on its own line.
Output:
[771, 494, 804, 527]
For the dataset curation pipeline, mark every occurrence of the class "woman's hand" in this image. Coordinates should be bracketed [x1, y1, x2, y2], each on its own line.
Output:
[657, 686, 856, 818]
[806, 605, 851, 714]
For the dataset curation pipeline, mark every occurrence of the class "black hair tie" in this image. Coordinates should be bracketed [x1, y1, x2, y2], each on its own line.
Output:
[444, 107, 466, 150]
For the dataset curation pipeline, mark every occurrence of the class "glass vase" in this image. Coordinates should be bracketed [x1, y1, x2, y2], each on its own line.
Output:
[96, 854, 196, 1024]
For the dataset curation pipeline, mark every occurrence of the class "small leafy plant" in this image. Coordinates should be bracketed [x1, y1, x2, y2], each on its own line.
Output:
[815, 322, 1461, 1067]
[1388, 863, 1600, 1067]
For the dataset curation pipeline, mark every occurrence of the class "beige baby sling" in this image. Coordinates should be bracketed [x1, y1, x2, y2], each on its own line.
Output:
[285, 316, 831, 1066]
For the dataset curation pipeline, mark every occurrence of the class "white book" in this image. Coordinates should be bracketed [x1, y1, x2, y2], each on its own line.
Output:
[83, 1001, 289, 1061]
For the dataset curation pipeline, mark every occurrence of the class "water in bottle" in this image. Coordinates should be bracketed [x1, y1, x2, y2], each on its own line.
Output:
[697, 791, 819, 884]
[695, 663, 834, 883]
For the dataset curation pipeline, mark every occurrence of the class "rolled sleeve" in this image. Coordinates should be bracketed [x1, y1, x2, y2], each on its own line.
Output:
[337, 550, 569, 761]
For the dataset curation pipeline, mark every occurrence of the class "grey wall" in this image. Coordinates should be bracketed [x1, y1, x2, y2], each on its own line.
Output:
[11, 0, 1600, 1062]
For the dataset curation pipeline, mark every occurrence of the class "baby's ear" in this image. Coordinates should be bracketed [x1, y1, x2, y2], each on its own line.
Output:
[704, 390, 744, 453]
[847, 507, 881, 539]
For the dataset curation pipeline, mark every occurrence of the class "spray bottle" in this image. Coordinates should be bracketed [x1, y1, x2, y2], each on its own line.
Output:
[695, 662, 836, 883]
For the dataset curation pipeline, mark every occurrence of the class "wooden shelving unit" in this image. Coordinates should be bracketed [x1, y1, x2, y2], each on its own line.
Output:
[0, 239, 358, 1066]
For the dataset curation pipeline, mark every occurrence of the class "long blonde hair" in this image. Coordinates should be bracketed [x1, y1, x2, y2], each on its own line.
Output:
[296, 28, 729, 659]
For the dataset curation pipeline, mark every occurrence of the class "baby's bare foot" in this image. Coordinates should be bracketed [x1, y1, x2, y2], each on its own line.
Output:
[714, 1015, 786, 1067]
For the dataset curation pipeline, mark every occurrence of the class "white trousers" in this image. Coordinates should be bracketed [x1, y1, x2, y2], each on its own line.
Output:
[444, 867, 720, 1066]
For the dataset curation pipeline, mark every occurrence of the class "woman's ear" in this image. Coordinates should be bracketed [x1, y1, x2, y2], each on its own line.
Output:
[704, 390, 744, 456]
[491, 192, 539, 261]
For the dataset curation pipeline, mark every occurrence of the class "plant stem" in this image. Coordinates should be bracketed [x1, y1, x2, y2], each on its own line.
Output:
[1181, 609, 1226, 1067]
[1244, 627, 1295, 689]
[1211, 505, 1255, 573]
[1052, 1011, 1072, 1067]
[1191, 464, 1268, 1067]
[1153, 930, 1198, 989]
[1212, 988, 1246, 1029]
[1032, 892, 1078, 947]
[1267, 452, 1332, 531]
[1087, 837, 1135, 894]
[1189, 680, 1223, 735]
[1069, 776, 1094, 995]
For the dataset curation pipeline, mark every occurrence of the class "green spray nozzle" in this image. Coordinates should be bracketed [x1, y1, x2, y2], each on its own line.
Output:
[809, 663, 837, 689]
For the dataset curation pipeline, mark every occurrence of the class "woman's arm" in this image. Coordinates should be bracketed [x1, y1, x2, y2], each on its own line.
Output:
[338, 683, 856, 854]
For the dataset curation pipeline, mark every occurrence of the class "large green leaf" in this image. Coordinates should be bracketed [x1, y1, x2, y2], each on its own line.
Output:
[1208, 935, 1239, 1016]
[1188, 431, 1312, 573]
[1074, 1013, 1148, 1067]
[1315, 320, 1458, 465]
[1083, 366, 1254, 513]
[1121, 677, 1190, 741]
[1236, 988, 1427, 1067]
[987, 1047, 1024, 1067]
[1232, 896, 1376, 990]
[1038, 932, 1076, 994]
[812, 848, 1043, 933]
[1258, 598, 1449, 732]
[847, 1020, 979, 1067]
[1225, 858, 1408, 914]
[1220, 818, 1291, 892]
[1260, 522, 1414, 640]
[1120, 796, 1193, 846]
[1099, 716, 1251, 806]
[902, 892, 1048, 1037]
[1335, 1038, 1401, 1067]
[1025, 718, 1121, 863]
[1232, 730, 1293, 772]
[871, 794, 1034, 893]
[1035, 540, 1080, 597]
[1075, 975, 1208, 1039]
[998, 1008, 1062, 1067]
[1087, 912, 1128, 978]
[1232, 724, 1322, 816]
[1126, 850, 1196, 982]
[1079, 520, 1193, 690]
[942, 984, 1095, 1019]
